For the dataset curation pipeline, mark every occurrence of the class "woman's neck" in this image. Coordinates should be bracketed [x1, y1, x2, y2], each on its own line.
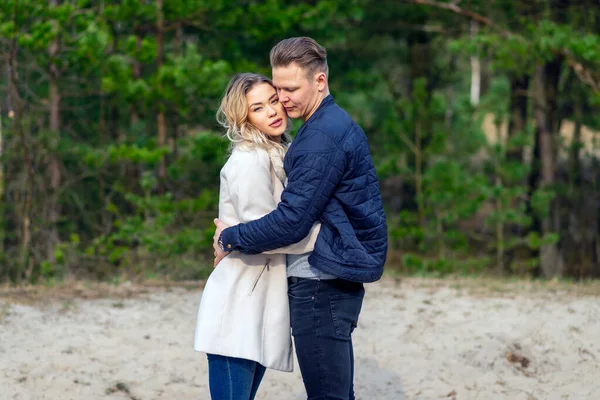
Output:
[268, 135, 281, 144]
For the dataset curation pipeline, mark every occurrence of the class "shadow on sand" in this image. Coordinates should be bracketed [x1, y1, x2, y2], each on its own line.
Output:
[287, 356, 405, 399]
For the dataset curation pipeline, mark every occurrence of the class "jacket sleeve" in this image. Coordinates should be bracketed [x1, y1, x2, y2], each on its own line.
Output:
[262, 222, 321, 255]
[226, 149, 321, 255]
[220, 129, 345, 254]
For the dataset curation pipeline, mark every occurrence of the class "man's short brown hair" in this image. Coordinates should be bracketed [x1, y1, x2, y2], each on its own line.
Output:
[270, 37, 328, 77]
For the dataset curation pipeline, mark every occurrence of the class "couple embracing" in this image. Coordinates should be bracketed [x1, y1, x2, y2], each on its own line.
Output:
[194, 36, 388, 400]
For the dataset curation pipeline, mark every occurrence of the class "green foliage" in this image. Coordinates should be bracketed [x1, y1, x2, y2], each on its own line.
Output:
[1, 0, 599, 283]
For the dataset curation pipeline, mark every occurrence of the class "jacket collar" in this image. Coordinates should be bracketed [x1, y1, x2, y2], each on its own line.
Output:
[289, 95, 335, 146]
[304, 94, 334, 126]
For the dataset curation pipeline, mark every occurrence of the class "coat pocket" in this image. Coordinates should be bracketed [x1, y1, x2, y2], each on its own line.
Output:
[248, 258, 270, 296]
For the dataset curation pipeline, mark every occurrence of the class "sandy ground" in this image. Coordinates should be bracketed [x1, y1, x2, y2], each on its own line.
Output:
[1, 277, 600, 400]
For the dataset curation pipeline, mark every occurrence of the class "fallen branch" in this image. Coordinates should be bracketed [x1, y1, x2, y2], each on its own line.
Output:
[403, 0, 600, 93]
[408, 0, 511, 36]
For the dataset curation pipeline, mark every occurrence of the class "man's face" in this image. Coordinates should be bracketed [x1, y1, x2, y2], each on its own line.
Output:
[272, 63, 321, 122]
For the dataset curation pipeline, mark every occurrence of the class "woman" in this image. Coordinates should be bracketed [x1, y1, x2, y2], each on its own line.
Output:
[194, 73, 320, 399]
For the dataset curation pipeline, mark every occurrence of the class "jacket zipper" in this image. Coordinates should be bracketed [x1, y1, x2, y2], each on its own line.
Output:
[249, 258, 270, 296]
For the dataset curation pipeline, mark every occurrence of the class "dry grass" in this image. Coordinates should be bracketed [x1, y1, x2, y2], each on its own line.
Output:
[0, 279, 205, 305]
[394, 275, 600, 298]
[1, 273, 598, 308]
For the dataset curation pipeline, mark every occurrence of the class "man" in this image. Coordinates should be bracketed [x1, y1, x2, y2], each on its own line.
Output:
[213, 37, 387, 400]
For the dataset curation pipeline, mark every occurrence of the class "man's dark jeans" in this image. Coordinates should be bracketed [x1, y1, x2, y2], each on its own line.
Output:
[288, 277, 365, 400]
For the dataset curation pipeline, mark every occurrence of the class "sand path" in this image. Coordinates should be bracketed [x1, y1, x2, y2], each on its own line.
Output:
[1, 278, 599, 400]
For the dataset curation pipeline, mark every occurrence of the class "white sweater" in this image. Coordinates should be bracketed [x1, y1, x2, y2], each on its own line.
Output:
[193, 146, 320, 372]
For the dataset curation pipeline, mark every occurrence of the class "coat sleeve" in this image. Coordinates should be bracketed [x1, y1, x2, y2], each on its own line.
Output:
[226, 149, 320, 255]
[220, 129, 345, 254]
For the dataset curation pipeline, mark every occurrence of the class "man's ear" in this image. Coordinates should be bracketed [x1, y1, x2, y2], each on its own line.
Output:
[315, 72, 327, 92]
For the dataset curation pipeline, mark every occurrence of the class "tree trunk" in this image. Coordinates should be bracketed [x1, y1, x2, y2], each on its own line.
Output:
[544, 58, 562, 166]
[415, 120, 424, 228]
[569, 96, 584, 277]
[171, 23, 183, 161]
[8, 34, 33, 282]
[594, 156, 600, 277]
[569, 96, 582, 191]
[130, 34, 142, 129]
[470, 21, 480, 106]
[156, 0, 167, 192]
[501, 75, 530, 273]
[507, 75, 529, 163]
[407, 28, 432, 232]
[47, 0, 61, 262]
[532, 61, 564, 278]
[0, 98, 4, 256]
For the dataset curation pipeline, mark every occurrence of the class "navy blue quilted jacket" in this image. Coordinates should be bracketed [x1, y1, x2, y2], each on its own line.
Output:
[220, 95, 388, 283]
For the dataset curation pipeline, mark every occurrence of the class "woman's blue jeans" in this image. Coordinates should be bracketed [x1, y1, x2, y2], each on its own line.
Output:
[207, 354, 266, 400]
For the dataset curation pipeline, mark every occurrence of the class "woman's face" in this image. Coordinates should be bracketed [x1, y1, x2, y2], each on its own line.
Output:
[246, 83, 287, 140]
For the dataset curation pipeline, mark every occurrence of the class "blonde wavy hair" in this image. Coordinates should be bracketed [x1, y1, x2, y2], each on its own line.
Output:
[216, 73, 291, 159]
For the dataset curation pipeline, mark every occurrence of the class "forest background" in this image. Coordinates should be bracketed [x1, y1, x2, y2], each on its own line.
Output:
[1, 0, 599, 284]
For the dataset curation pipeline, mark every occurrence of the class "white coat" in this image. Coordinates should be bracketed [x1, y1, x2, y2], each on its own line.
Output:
[193, 146, 320, 372]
